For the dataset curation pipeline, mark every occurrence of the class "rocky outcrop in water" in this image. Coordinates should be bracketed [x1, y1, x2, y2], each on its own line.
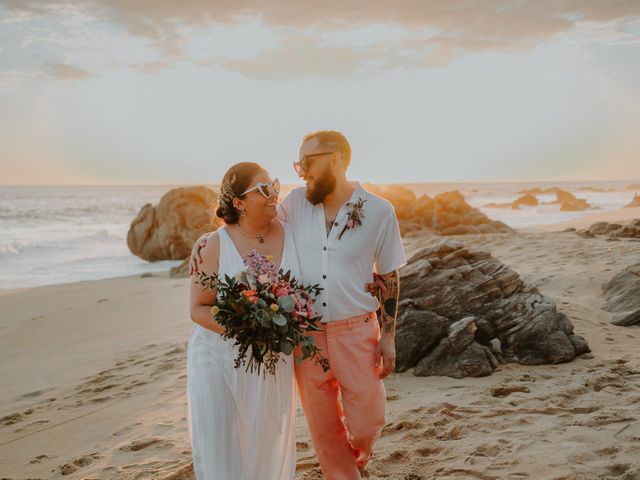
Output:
[485, 194, 538, 210]
[625, 194, 640, 208]
[127, 187, 218, 261]
[395, 240, 590, 378]
[555, 190, 591, 212]
[364, 185, 513, 236]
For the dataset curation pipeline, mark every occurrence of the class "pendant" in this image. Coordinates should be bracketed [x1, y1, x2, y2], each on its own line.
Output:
[258, 235, 265, 243]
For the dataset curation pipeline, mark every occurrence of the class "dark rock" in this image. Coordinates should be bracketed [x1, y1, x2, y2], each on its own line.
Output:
[413, 317, 498, 378]
[579, 219, 640, 240]
[602, 264, 640, 326]
[395, 309, 450, 372]
[396, 240, 589, 378]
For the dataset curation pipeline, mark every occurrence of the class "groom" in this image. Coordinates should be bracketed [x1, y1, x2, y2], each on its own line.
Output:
[191, 131, 405, 479]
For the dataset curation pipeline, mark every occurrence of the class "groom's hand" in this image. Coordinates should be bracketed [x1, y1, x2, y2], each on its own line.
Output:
[364, 273, 388, 297]
[374, 334, 396, 379]
[189, 234, 211, 276]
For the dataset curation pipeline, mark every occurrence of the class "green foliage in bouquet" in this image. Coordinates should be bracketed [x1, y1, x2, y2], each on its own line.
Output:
[193, 250, 330, 376]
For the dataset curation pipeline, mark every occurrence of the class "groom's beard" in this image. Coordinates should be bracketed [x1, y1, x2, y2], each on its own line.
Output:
[306, 167, 336, 205]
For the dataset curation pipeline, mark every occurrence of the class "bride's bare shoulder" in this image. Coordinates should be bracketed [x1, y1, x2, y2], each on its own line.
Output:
[200, 230, 222, 266]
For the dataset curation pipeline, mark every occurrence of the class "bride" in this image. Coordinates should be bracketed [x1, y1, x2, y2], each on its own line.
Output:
[187, 162, 297, 480]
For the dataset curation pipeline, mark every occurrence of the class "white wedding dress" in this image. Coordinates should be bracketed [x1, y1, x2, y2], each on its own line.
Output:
[187, 221, 299, 480]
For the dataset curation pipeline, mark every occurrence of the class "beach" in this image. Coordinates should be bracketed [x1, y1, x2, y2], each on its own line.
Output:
[1, 208, 639, 479]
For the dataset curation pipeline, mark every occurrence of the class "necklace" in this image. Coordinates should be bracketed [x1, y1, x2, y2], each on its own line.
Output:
[237, 222, 271, 243]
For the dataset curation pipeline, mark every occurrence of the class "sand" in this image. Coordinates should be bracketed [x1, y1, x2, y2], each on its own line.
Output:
[1, 211, 640, 479]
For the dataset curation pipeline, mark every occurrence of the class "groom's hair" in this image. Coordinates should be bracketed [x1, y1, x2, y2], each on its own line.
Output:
[303, 130, 351, 169]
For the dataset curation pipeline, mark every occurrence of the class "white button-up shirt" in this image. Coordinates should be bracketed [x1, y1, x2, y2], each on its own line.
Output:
[278, 182, 406, 322]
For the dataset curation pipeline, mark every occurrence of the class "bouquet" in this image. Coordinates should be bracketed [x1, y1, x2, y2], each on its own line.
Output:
[193, 250, 330, 375]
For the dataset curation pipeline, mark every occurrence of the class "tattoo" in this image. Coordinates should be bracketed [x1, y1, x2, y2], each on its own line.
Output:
[377, 271, 400, 335]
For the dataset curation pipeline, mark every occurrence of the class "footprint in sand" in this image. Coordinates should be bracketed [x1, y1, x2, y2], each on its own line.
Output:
[415, 446, 443, 457]
[59, 452, 101, 475]
[29, 453, 51, 464]
[119, 437, 173, 451]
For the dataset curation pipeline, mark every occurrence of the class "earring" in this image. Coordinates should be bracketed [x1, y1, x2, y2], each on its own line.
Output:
[241, 210, 246, 217]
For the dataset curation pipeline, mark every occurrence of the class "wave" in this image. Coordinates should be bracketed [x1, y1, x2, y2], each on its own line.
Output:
[0, 230, 124, 258]
[0, 242, 24, 256]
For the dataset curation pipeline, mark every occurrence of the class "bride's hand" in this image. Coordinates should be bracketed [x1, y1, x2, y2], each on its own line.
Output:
[189, 233, 212, 276]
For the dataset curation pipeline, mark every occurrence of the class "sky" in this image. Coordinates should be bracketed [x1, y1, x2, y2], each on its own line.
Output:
[0, 1, 639, 186]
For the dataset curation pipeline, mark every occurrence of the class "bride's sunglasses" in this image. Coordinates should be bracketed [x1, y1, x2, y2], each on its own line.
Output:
[241, 178, 280, 198]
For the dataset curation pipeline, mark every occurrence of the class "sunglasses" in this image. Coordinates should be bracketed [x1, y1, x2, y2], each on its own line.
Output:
[241, 178, 280, 198]
[293, 151, 335, 177]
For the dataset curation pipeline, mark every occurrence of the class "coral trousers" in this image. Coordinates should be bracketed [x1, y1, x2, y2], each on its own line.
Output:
[295, 312, 386, 480]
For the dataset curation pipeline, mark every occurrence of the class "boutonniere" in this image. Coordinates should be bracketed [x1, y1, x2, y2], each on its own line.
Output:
[338, 197, 367, 240]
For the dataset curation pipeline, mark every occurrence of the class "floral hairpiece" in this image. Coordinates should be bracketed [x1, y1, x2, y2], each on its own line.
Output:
[218, 174, 236, 208]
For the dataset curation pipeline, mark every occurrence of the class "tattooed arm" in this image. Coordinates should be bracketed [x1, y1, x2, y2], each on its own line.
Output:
[373, 270, 400, 379]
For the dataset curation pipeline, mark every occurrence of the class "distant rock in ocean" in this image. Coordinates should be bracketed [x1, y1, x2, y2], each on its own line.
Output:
[515, 187, 592, 211]
[625, 194, 640, 208]
[364, 184, 513, 235]
[485, 193, 538, 210]
[602, 264, 640, 326]
[127, 187, 218, 261]
[395, 240, 590, 378]
[554, 189, 591, 211]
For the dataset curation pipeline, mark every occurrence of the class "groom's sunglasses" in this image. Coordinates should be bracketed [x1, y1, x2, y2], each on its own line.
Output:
[241, 178, 280, 198]
[293, 151, 335, 177]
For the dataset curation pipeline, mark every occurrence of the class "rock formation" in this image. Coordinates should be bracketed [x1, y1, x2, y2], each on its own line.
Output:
[128, 187, 218, 261]
[395, 240, 590, 378]
[512, 193, 539, 208]
[554, 189, 591, 211]
[485, 194, 538, 209]
[578, 220, 640, 239]
[364, 184, 513, 236]
[602, 264, 640, 326]
[625, 194, 640, 208]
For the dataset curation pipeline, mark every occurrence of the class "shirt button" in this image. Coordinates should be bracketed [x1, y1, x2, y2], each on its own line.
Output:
[323, 246, 327, 251]
[322, 302, 327, 307]
[322, 274, 327, 279]
[334, 222, 338, 227]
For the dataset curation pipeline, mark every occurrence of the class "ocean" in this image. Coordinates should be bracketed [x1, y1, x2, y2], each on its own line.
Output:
[1, 181, 638, 291]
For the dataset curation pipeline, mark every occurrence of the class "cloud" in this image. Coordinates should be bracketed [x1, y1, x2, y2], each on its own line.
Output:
[47, 62, 95, 81]
[2, 0, 640, 77]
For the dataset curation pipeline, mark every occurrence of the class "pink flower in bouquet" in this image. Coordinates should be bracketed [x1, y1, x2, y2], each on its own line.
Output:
[275, 285, 291, 298]
[346, 219, 354, 229]
[257, 274, 270, 285]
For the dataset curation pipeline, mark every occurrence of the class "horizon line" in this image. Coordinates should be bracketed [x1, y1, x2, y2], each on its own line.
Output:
[2, 179, 640, 188]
